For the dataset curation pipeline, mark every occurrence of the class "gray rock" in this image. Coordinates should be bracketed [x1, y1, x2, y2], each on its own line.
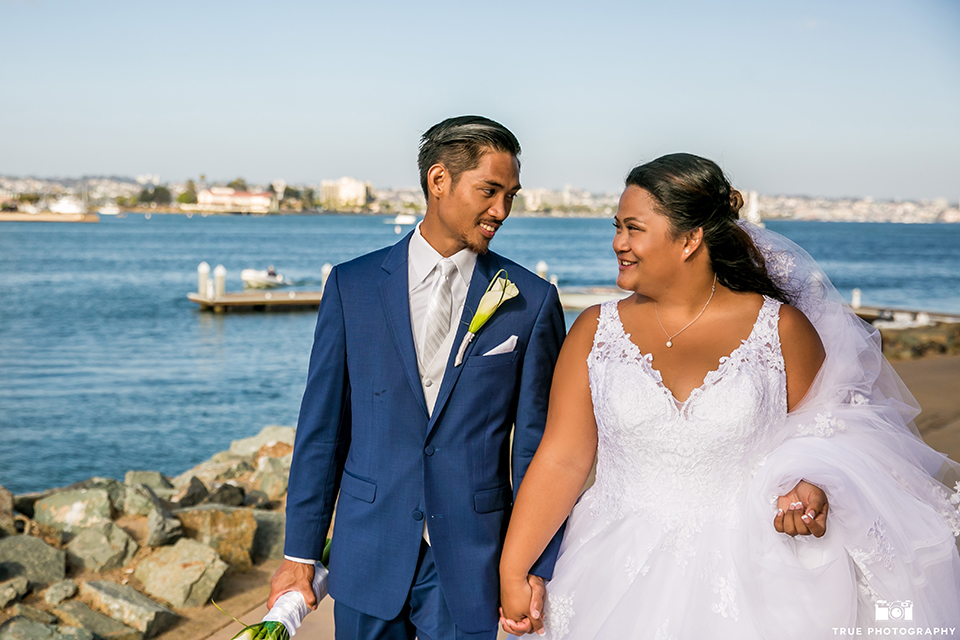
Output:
[122, 473, 171, 493]
[10, 605, 57, 625]
[228, 426, 296, 458]
[79, 582, 177, 638]
[170, 460, 253, 490]
[251, 511, 285, 562]
[0, 617, 56, 640]
[33, 490, 111, 533]
[171, 478, 207, 509]
[43, 581, 77, 607]
[66, 523, 138, 572]
[251, 457, 289, 500]
[55, 601, 142, 640]
[171, 505, 256, 570]
[144, 510, 181, 548]
[121, 486, 161, 518]
[243, 491, 270, 509]
[64, 480, 125, 515]
[0, 486, 15, 537]
[11, 493, 53, 521]
[0, 576, 29, 608]
[54, 627, 94, 640]
[133, 539, 227, 609]
[200, 484, 244, 507]
[0, 537, 65, 589]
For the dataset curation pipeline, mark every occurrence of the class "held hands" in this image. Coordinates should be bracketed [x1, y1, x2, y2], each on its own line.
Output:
[774, 480, 828, 537]
[500, 574, 546, 636]
[268, 559, 317, 610]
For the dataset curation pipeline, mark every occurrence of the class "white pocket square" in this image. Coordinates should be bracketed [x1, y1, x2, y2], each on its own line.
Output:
[483, 335, 517, 356]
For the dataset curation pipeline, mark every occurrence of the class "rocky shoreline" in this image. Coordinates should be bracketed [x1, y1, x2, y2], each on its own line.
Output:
[0, 426, 298, 640]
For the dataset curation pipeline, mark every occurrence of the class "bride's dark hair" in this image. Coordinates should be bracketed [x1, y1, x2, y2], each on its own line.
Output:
[625, 153, 790, 304]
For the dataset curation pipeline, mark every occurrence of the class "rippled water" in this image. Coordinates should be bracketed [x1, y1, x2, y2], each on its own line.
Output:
[2, 215, 958, 494]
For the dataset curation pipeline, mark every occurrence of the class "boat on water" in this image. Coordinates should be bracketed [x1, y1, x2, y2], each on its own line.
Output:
[98, 204, 121, 215]
[47, 197, 87, 215]
[241, 266, 289, 288]
[387, 212, 419, 233]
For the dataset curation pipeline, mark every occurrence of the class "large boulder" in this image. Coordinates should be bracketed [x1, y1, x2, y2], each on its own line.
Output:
[250, 511, 285, 562]
[66, 523, 138, 572]
[0, 617, 56, 640]
[228, 426, 296, 458]
[170, 460, 253, 490]
[55, 601, 142, 640]
[133, 539, 227, 609]
[0, 537, 65, 589]
[121, 486, 165, 518]
[144, 510, 181, 548]
[9, 605, 57, 625]
[63, 480, 125, 515]
[0, 486, 15, 537]
[170, 478, 207, 509]
[43, 581, 77, 607]
[200, 484, 244, 508]
[251, 456, 290, 501]
[33, 490, 111, 534]
[172, 505, 256, 570]
[79, 581, 177, 638]
[0, 576, 29, 608]
[122, 473, 171, 493]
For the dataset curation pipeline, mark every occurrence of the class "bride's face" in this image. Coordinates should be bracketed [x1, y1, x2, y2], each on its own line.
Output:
[612, 186, 686, 293]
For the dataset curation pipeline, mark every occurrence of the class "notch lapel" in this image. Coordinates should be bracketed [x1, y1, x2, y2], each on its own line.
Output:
[426, 251, 500, 436]
[380, 233, 429, 420]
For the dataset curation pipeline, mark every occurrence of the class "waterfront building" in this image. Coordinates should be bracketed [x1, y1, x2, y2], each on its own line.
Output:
[185, 187, 277, 214]
[320, 177, 375, 210]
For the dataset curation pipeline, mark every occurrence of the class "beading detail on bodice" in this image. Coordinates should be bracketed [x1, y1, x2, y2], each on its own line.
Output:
[585, 297, 787, 565]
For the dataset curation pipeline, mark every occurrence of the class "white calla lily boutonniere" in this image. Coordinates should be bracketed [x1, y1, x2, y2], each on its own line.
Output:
[455, 269, 519, 366]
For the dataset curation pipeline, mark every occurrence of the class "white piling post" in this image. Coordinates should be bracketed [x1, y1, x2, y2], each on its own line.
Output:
[321, 263, 334, 292]
[198, 262, 210, 298]
[214, 264, 226, 299]
[549, 274, 559, 289]
[536, 260, 548, 280]
[851, 288, 862, 309]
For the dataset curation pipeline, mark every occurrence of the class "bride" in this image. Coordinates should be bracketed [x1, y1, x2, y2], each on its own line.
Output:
[499, 153, 960, 638]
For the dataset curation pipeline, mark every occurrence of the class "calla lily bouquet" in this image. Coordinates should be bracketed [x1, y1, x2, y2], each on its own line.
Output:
[218, 538, 331, 640]
[455, 270, 519, 366]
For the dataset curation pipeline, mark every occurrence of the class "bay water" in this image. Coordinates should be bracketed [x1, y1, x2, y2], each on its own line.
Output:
[2, 215, 959, 494]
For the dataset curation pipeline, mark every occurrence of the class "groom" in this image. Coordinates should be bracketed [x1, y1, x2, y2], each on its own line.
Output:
[270, 116, 566, 639]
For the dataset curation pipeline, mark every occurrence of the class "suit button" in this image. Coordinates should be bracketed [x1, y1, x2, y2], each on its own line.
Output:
[424, 445, 435, 456]
[424, 379, 433, 387]
[412, 510, 424, 521]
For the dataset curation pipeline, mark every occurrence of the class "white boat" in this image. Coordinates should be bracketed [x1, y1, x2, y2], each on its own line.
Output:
[48, 197, 87, 214]
[241, 267, 288, 288]
[98, 204, 120, 215]
[386, 213, 418, 226]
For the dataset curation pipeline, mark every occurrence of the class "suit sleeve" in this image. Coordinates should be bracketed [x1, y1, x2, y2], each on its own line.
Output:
[284, 266, 352, 560]
[512, 283, 566, 580]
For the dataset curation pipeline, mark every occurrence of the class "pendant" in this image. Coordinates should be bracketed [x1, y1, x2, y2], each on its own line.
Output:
[666, 341, 673, 348]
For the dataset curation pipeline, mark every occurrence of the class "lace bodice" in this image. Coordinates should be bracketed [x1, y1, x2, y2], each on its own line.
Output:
[585, 297, 787, 564]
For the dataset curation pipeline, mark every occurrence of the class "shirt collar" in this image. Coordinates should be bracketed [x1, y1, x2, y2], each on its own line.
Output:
[408, 222, 477, 289]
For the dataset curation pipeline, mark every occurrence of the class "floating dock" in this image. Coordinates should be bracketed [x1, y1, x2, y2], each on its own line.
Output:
[0, 212, 100, 223]
[187, 290, 325, 313]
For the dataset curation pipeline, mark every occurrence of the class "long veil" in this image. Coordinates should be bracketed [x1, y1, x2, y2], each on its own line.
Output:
[735, 222, 960, 633]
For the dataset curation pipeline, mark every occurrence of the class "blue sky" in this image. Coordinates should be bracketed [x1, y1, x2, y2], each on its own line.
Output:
[1, 0, 958, 199]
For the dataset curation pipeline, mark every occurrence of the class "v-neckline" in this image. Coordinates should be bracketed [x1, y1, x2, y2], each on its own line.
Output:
[612, 297, 771, 410]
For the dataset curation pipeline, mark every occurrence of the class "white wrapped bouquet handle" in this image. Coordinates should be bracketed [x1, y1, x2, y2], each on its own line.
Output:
[261, 563, 329, 637]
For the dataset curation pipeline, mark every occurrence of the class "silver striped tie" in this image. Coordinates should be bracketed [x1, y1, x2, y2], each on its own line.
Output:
[420, 258, 456, 367]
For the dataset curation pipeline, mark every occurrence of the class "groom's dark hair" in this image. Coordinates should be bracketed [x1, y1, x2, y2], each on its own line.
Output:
[418, 116, 521, 200]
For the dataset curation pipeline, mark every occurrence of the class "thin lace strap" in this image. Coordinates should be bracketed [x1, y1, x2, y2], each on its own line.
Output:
[753, 296, 785, 371]
[591, 300, 621, 353]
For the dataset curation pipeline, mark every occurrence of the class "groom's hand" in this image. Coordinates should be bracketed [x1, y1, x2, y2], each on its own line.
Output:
[268, 559, 317, 610]
[774, 480, 828, 538]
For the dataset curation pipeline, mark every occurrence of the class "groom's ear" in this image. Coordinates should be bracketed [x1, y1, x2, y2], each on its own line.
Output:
[427, 163, 448, 200]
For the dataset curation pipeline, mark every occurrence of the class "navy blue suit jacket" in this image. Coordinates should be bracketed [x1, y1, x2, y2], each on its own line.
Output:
[284, 232, 566, 632]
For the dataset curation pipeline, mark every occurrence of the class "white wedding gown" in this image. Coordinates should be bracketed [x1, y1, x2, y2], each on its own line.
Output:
[533, 226, 960, 639]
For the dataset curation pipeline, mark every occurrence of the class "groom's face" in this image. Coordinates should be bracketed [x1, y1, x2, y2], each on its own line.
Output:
[424, 150, 521, 256]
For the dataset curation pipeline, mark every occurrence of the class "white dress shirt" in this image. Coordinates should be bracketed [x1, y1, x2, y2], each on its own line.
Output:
[286, 224, 476, 563]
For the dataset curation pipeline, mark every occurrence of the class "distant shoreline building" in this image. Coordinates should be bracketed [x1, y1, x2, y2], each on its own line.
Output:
[321, 177, 375, 210]
[182, 187, 277, 214]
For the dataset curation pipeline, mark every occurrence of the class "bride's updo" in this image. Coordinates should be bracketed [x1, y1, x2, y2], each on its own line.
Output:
[625, 153, 790, 303]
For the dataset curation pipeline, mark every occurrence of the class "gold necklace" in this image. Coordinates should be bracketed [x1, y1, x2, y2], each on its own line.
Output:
[654, 274, 717, 348]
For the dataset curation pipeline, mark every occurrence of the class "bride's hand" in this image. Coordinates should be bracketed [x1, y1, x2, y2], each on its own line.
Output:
[774, 480, 828, 537]
[500, 574, 546, 636]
